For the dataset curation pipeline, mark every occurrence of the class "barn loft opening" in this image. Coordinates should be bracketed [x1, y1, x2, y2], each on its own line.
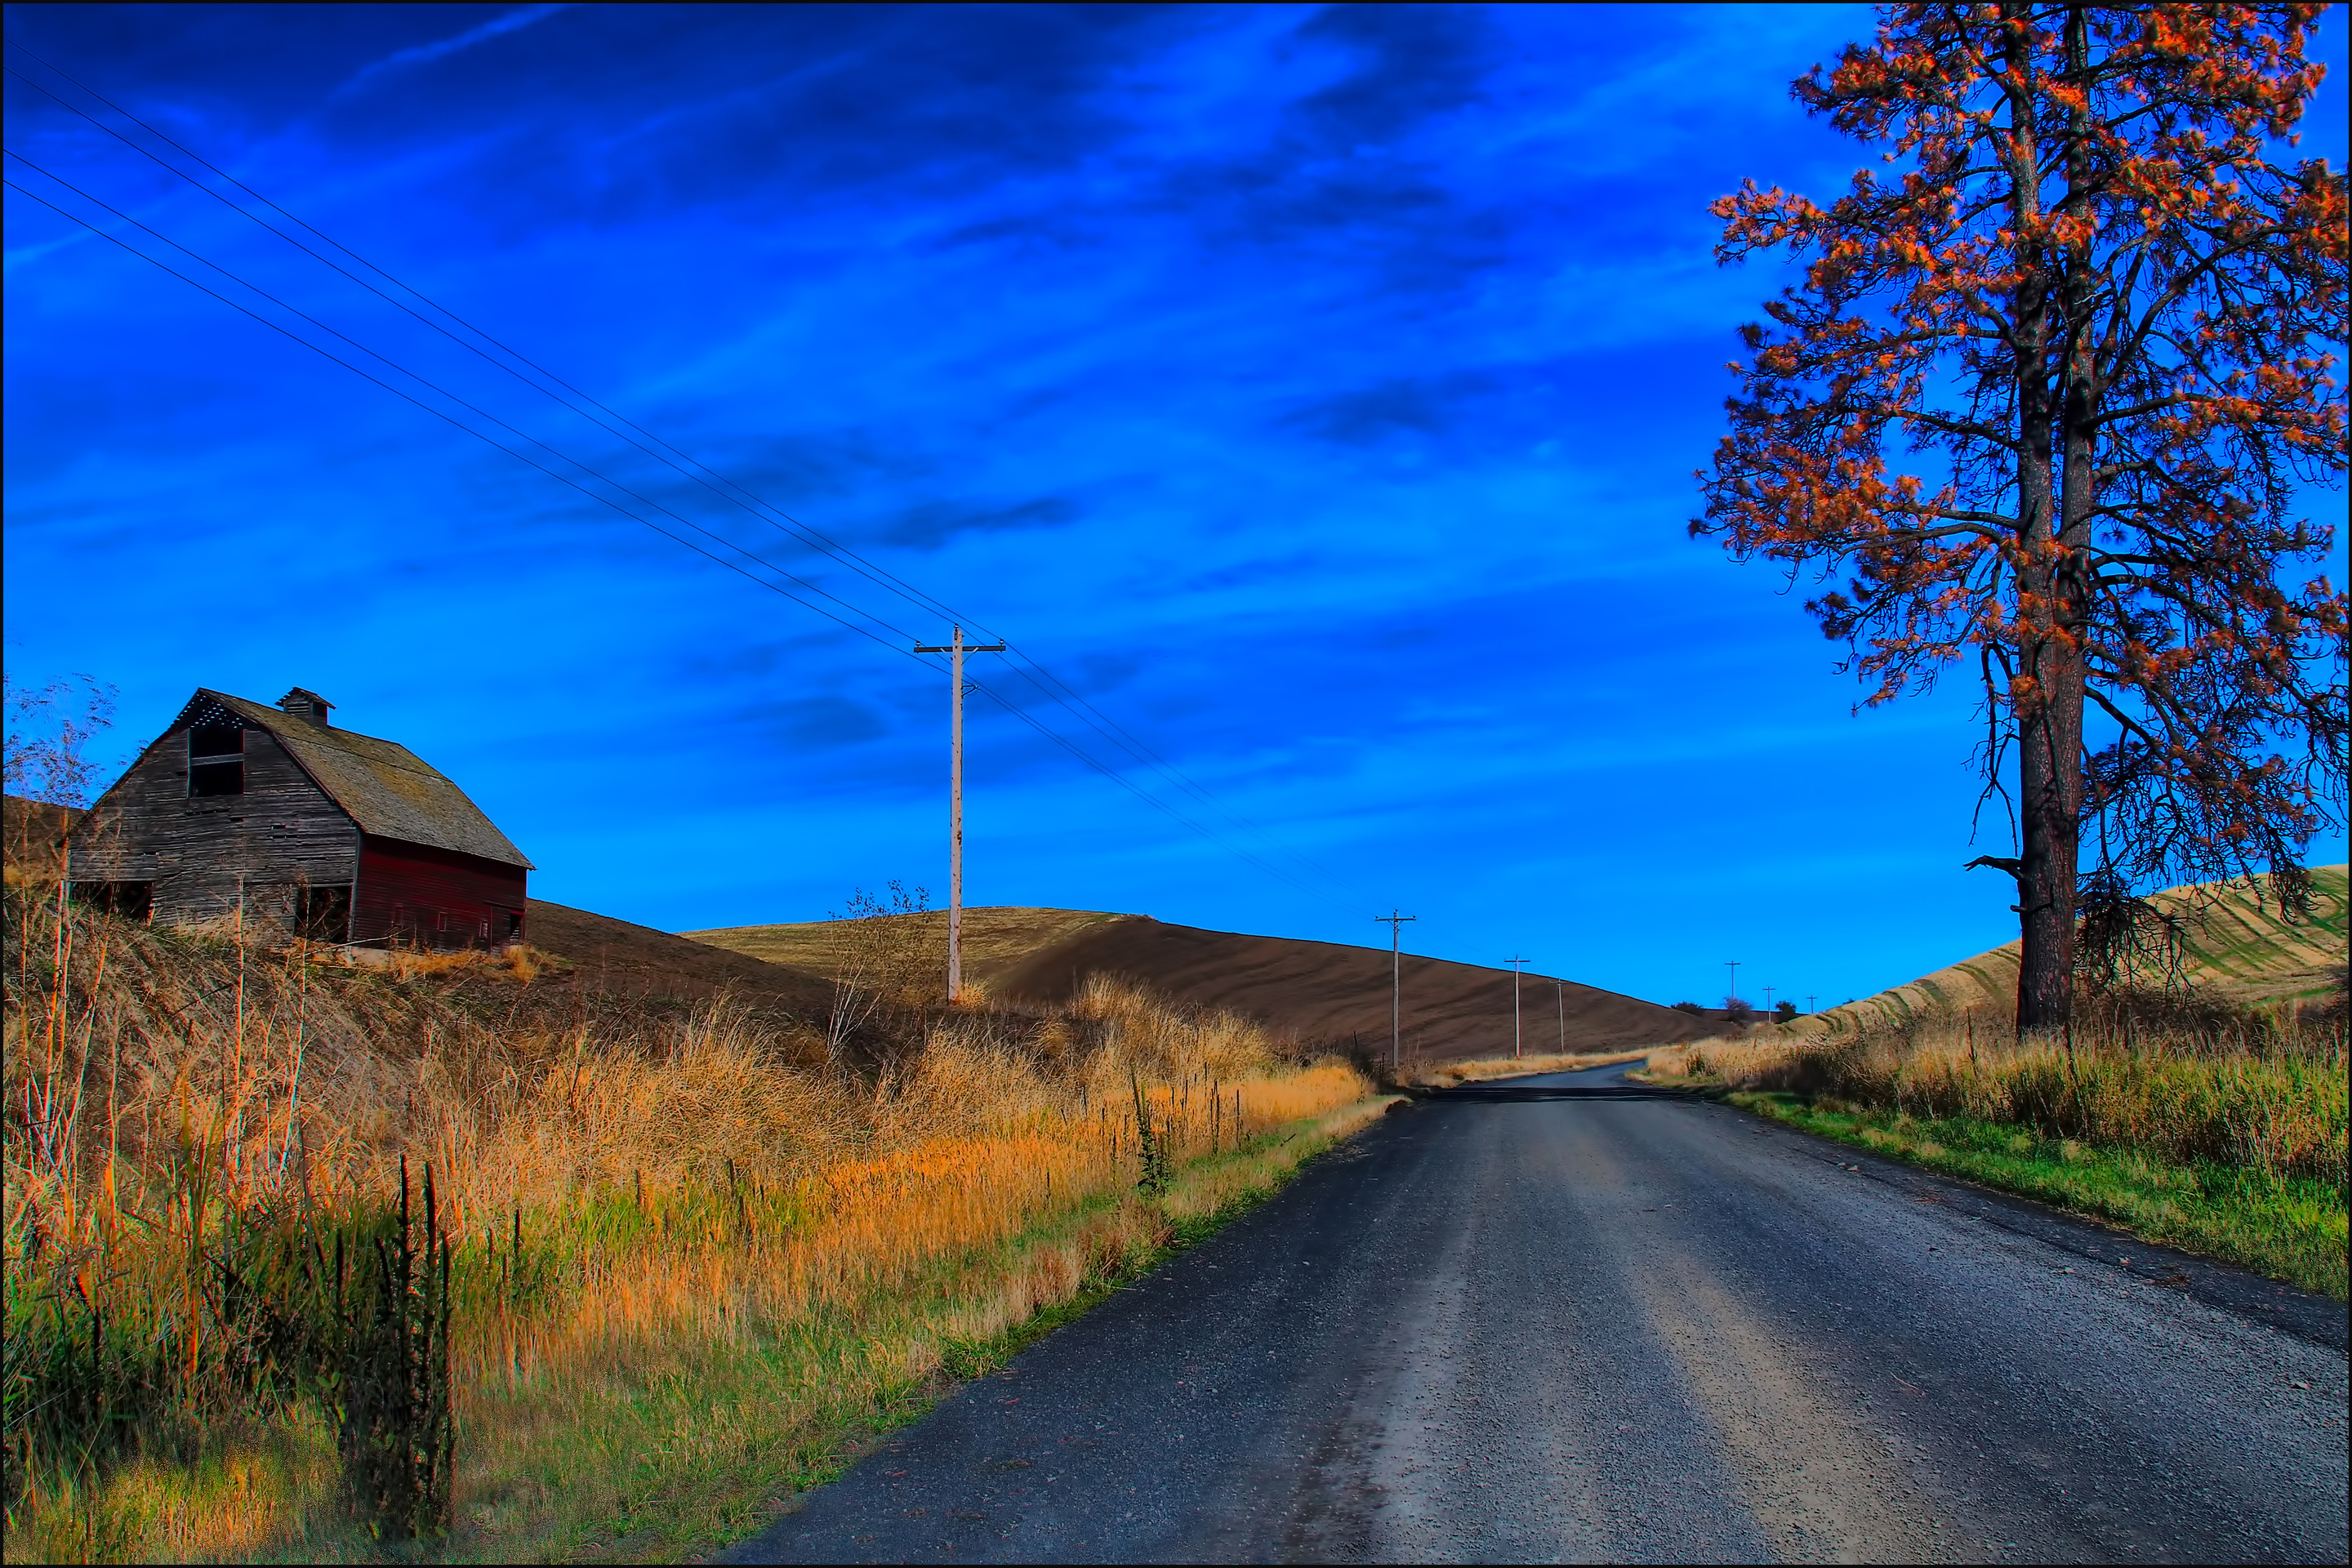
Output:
[187, 723, 244, 796]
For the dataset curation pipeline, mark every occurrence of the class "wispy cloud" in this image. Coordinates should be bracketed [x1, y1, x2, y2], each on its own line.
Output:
[332, 3, 571, 99]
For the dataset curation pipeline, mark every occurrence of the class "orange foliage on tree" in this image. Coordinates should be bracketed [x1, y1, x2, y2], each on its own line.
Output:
[1695, 3, 2348, 1032]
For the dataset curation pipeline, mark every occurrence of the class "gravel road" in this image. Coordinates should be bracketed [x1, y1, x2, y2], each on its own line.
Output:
[728, 1062, 2350, 1565]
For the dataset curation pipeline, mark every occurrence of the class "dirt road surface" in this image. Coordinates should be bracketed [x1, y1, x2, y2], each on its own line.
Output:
[728, 1062, 2350, 1565]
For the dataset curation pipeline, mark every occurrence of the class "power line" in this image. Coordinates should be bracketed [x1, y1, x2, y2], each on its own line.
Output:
[3, 54, 967, 628]
[1, 172, 928, 661]
[7, 42, 1371, 910]
[9, 51, 1107, 671]
[11, 163, 1353, 908]
[3, 148, 928, 653]
[987, 648, 1354, 898]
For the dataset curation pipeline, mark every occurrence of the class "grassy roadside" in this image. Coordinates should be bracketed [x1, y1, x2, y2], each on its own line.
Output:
[9, 1089, 1392, 1566]
[1644, 973, 2346, 1305]
[482, 1094, 1396, 1564]
[1726, 1090, 2347, 1299]
[4, 874, 1390, 1565]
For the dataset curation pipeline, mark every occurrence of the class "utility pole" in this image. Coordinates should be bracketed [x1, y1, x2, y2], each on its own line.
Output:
[1764, 985, 1776, 1017]
[1725, 960, 1740, 1009]
[913, 625, 1006, 1003]
[1374, 911, 1416, 1076]
[1807, 993, 1818, 1015]
[1555, 978, 1566, 1054]
[1507, 956, 1530, 1058]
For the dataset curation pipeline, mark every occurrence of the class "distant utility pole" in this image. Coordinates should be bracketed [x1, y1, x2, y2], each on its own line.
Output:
[1508, 956, 1531, 1058]
[1554, 978, 1566, 1054]
[1725, 960, 1740, 1005]
[913, 625, 1006, 1002]
[1764, 985, 1776, 1015]
[1807, 993, 1818, 1015]
[1374, 911, 1417, 1074]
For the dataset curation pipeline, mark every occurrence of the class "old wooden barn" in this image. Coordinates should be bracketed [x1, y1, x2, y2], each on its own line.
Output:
[69, 687, 532, 948]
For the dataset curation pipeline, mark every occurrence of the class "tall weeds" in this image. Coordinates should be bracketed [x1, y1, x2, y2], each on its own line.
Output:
[1650, 1006, 2349, 1191]
[2, 886, 1375, 1561]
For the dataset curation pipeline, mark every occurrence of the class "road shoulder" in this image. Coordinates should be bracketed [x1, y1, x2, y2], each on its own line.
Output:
[1722, 1096, 2349, 1352]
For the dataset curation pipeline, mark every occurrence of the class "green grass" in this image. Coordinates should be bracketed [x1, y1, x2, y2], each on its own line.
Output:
[1731, 1091, 2349, 1299]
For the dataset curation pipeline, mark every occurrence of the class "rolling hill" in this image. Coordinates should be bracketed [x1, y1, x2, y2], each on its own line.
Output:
[523, 899, 832, 1012]
[688, 907, 1709, 1063]
[683, 905, 1128, 991]
[1797, 865, 2348, 1036]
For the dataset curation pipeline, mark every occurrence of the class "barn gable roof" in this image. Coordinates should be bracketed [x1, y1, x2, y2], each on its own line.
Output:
[171, 690, 533, 870]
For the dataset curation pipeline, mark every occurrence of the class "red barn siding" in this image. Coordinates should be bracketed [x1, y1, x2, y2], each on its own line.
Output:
[353, 835, 528, 949]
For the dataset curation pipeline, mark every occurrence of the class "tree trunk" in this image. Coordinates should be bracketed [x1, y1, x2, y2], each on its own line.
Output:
[2002, 2, 2081, 1036]
[2013, 620, 2083, 1033]
[2012, 4, 2101, 1036]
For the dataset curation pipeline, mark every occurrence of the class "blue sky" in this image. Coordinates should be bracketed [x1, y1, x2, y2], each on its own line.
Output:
[6, 3, 2345, 1010]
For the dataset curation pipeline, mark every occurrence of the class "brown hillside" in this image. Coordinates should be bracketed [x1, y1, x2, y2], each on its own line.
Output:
[690, 904, 1705, 1062]
[1787, 864, 2350, 1038]
[991, 914, 1707, 1063]
[685, 906, 1125, 988]
[523, 899, 832, 1013]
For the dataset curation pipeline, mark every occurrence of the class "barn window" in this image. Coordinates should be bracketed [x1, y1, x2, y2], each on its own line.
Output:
[187, 723, 244, 796]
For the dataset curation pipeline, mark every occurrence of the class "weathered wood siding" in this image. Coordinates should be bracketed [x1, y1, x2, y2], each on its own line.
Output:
[352, 836, 528, 949]
[69, 719, 359, 933]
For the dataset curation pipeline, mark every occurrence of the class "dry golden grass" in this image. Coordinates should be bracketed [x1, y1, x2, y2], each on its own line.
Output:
[1643, 864, 2349, 1191]
[3, 890, 1381, 1563]
[1645, 1009, 2349, 1294]
[1646, 1013, 2346, 1190]
[370, 942, 555, 983]
[1636, 873, 2349, 1294]
[1409, 1048, 1653, 1087]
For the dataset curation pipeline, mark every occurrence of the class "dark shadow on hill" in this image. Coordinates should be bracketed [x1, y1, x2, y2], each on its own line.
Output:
[995, 915, 1708, 1066]
[525, 899, 831, 1013]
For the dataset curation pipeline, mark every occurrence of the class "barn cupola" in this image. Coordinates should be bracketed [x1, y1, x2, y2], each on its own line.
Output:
[278, 688, 335, 728]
